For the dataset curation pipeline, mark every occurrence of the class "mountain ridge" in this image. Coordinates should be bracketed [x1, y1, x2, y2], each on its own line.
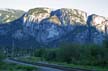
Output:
[0, 9, 24, 24]
[0, 7, 108, 47]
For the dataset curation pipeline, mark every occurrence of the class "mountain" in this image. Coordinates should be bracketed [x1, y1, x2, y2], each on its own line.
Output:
[0, 7, 108, 47]
[0, 9, 24, 23]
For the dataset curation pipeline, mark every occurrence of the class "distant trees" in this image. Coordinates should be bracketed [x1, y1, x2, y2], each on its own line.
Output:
[1, 40, 108, 67]
[0, 47, 5, 61]
[43, 49, 56, 61]
[33, 43, 108, 67]
[103, 37, 108, 48]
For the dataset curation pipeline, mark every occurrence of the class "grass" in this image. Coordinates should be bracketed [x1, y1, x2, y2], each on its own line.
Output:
[47, 61, 108, 71]
[0, 61, 37, 71]
[17, 56, 41, 63]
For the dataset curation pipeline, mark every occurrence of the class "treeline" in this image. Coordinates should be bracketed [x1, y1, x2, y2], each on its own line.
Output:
[34, 43, 108, 67]
[0, 48, 5, 61]
[0, 47, 35, 57]
[1, 40, 108, 67]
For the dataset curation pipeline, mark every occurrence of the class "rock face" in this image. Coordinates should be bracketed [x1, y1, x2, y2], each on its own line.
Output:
[90, 14, 108, 33]
[51, 8, 87, 25]
[23, 8, 51, 24]
[87, 14, 108, 44]
[0, 7, 108, 47]
[22, 8, 88, 45]
[0, 9, 24, 23]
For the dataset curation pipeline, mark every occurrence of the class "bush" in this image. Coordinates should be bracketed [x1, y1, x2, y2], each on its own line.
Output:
[34, 48, 47, 57]
[44, 49, 56, 61]
[16, 65, 36, 71]
[56, 44, 80, 63]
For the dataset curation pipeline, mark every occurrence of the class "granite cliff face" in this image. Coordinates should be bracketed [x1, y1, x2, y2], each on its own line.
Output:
[51, 8, 87, 25]
[23, 8, 51, 24]
[90, 14, 108, 33]
[22, 8, 88, 45]
[87, 14, 108, 44]
[0, 7, 108, 47]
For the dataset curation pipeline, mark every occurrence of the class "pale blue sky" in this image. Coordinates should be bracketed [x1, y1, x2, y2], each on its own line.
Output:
[0, 0, 107, 17]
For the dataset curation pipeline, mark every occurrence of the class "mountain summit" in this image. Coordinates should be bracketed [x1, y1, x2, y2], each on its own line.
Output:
[0, 7, 108, 47]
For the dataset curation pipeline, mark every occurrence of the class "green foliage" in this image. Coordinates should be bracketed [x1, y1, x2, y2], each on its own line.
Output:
[18, 57, 41, 63]
[16, 65, 36, 71]
[57, 44, 81, 63]
[34, 48, 47, 57]
[34, 43, 108, 67]
[0, 62, 37, 71]
[44, 49, 56, 61]
[0, 49, 5, 61]
[103, 38, 108, 48]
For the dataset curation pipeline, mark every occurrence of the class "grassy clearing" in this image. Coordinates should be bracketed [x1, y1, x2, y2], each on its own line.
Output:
[0, 61, 37, 71]
[17, 56, 41, 63]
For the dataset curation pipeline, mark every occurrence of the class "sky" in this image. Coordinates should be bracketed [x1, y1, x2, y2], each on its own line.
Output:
[0, 0, 107, 17]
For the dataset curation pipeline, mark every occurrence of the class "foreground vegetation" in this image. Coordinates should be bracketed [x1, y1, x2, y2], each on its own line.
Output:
[0, 62, 37, 71]
[18, 56, 108, 71]
[1, 42, 108, 71]
[0, 48, 37, 71]
[25, 43, 108, 71]
[34, 44, 108, 66]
